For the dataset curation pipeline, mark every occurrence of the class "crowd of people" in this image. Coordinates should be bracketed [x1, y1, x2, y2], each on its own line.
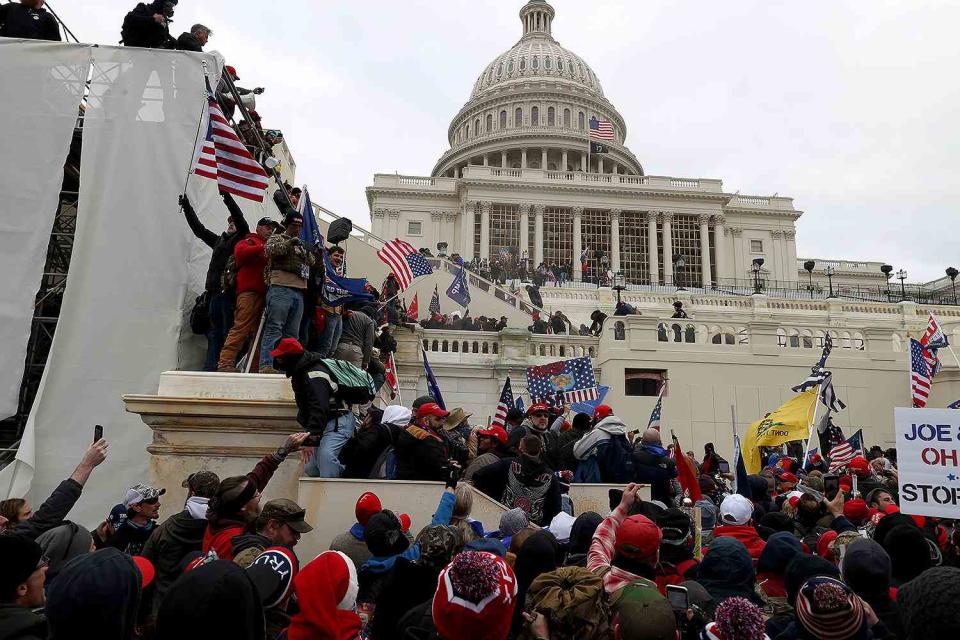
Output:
[2, 397, 959, 640]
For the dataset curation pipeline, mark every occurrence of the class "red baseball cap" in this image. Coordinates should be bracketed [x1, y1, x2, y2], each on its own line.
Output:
[779, 472, 798, 485]
[399, 513, 411, 533]
[416, 402, 449, 419]
[848, 456, 870, 475]
[269, 337, 304, 359]
[477, 425, 508, 445]
[613, 515, 662, 561]
[355, 492, 382, 526]
[132, 556, 155, 589]
[527, 403, 549, 416]
[844, 498, 870, 522]
[225, 65, 239, 79]
[809, 453, 822, 464]
[592, 404, 613, 421]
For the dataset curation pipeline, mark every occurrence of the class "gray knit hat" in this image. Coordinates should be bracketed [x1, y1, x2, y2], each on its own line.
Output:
[499, 508, 529, 537]
[897, 566, 960, 639]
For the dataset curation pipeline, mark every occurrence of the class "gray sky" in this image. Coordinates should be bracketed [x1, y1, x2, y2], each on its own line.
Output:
[59, 1, 960, 282]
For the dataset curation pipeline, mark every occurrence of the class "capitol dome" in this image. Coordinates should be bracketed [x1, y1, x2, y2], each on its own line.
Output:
[432, 1, 643, 178]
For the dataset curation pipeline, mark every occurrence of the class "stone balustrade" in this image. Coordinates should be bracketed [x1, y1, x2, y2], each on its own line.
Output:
[457, 165, 725, 193]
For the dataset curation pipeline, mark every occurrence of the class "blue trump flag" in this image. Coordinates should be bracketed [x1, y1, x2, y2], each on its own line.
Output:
[421, 348, 446, 409]
[446, 264, 471, 308]
[299, 187, 373, 308]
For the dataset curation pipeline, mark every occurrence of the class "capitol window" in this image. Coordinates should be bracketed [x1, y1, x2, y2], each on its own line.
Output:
[750, 239, 764, 253]
[548, 107, 555, 126]
[625, 369, 664, 397]
[557, 57, 564, 71]
[508, 59, 514, 73]
[407, 221, 423, 236]
[531, 106, 539, 126]
[532, 55, 539, 70]
[500, 110, 507, 128]
[497, 62, 503, 77]
[520, 57, 526, 71]
[563, 108, 571, 127]
[515, 107, 523, 126]
[486, 114, 492, 131]
[578, 111, 585, 130]
[545, 56, 552, 70]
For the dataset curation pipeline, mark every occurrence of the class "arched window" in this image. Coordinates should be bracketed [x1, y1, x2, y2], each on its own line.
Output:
[515, 107, 523, 126]
[486, 114, 492, 132]
[466, 124, 470, 138]
[563, 108, 571, 127]
[685, 325, 696, 343]
[614, 322, 626, 340]
[507, 59, 514, 73]
[547, 107, 555, 126]
[499, 110, 507, 129]
[545, 56, 552, 70]
[531, 106, 539, 126]
[672, 324, 682, 343]
[578, 111, 585, 130]
[532, 55, 539, 70]
[520, 57, 526, 71]
[497, 63, 503, 77]
[442, 340, 448, 352]
[658, 324, 668, 342]
[474, 118, 480, 135]
[557, 57, 564, 72]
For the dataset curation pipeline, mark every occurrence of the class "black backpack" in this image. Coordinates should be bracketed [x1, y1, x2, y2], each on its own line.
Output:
[596, 434, 635, 484]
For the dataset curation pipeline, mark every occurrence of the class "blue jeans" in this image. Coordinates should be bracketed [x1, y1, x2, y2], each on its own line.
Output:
[303, 412, 356, 478]
[317, 311, 342, 358]
[259, 285, 304, 369]
[204, 291, 234, 371]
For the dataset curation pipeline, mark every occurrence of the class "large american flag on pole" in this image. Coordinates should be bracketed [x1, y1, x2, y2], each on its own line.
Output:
[377, 239, 433, 290]
[526, 356, 598, 404]
[193, 84, 269, 202]
[910, 338, 932, 408]
[828, 429, 863, 472]
[589, 117, 614, 141]
[492, 377, 514, 428]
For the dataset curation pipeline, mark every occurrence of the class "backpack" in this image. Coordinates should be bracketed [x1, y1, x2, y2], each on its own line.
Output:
[320, 358, 376, 405]
[369, 445, 397, 480]
[596, 435, 635, 483]
[221, 254, 238, 293]
[189, 291, 210, 335]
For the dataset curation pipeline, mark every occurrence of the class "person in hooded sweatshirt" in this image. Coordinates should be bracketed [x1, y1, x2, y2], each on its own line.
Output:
[35, 523, 94, 591]
[278, 551, 361, 640]
[45, 548, 142, 640]
[755, 531, 803, 604]
[655, 508, 700, 590]
[764, 553, 841, 639]
[157, 559, 265, 640]
[841, 538, 904, 638]
[572, 408, 634, 483]
[511, 530, 561, 635]
[0, 534, 49, 640]
[710, 494, 766, 563]
[565, 511, 603, 567]
[473, 435, 562, 527]
[694, 536, 763, 606]
[141, 470, 219, 613]
[357, 478, 457, 607]
[882, 524, 932, 588]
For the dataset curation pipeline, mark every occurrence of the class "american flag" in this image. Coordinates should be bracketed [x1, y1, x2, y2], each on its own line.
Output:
[589, 117, 614, 141]
[920, 313, 948, 377]
[492, 377, 514, 428]
[818, 372, 846, 413]
[526, 356, 598, 404]
[910, 338, 932, 408]
[193, 85, 269, 202]
[429, 285, 441, 315]
[828, 429, 863, 472]
[377, 239, 433, 290]
[648, 387, 663, 430]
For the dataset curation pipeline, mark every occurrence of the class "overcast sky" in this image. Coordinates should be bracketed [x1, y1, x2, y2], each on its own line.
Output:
[59, 1, 959, 282]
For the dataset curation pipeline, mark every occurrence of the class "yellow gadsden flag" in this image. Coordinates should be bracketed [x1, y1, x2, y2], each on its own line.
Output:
[742, 389, 818, 474]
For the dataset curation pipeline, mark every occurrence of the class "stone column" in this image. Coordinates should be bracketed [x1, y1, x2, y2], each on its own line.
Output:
[483, 154, 489, 167]
[784, 230, 798, 282]
[460, 201, 476, 260]
[770, 230, 784, 281]
[388, 209, 400, 239]
[572, 206, 583, 282]
[699, 213, 713, 287]
[713, 214, 727, 282]
[480, 201, 492, 260]
[729, 227, 743, 277]
[598, 156, 604, 174]
[661, 211, 674, 285]
[534, 204, 545, 266]
[581, 151, 587, 172]
[372, 208, 386, 238]
[521, 148, 528, 169]
[610, 208, 621, 273]
[501, 151, 508, 168]
[430, 210, 443, 246]
[562, 149, 568, 171]
[646, 210, 659, 285]
[516, 203, 529, 263]
[612, 162, 619, 174]
[541, 148, 548, 170]
[444, 212, 457, 252]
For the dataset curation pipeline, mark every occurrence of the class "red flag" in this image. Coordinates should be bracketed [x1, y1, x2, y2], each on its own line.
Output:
[384, 353, 399, 399]
[406, 293, 419, 321]
[671, 433, 703, 502]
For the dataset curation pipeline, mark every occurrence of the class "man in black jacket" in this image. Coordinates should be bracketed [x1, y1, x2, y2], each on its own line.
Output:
[394, 403, 469, 481]
[180, 192, 249, 371]
[0, 0, 60, 40]
[120, 0, 177, 49]
[632, 428, 678, 504]
[472, 435, 562, 527]
[140, 470, 219, 615]
[176, 23, 210, 51]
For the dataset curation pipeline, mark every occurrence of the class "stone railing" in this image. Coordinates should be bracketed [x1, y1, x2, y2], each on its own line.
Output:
[370, 174, 459, 191]
[408, 327, 598, 366]
[458, 166, 725, 193]
[729, 195, 796, 211]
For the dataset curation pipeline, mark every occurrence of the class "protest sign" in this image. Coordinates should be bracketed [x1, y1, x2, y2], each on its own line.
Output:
[894, 407, 960, 518]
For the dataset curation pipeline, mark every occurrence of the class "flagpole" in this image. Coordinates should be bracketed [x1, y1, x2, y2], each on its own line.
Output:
[393, 353, 403, 407]
[801, 384, 823, 464]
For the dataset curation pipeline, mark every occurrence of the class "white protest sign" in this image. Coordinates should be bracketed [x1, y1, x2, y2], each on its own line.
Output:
[894, 407, 960, 518]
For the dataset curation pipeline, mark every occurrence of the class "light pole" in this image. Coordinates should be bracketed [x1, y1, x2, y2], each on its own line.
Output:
[880, 264, 893, 302]
[947, 267, 958, 305]
[803, 260, 816, 298]
[673, 255, 685, 291]
[613, 271, 626, 304]
[825, 265, 835, 298]
[897, 269, 908, 301]
[751, 258, 765, 294]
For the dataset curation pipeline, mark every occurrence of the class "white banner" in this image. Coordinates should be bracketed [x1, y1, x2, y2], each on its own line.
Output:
[0, 42, 91, 419]
[894, 407, 960, 518]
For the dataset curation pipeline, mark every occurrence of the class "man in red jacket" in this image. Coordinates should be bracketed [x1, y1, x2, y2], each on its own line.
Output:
[218, 216, 279, 372]
[710, 493, 766, 563]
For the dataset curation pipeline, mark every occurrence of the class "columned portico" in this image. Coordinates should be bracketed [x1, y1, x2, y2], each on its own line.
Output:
[534, 204, 545, 266]
[541, 148, 548, 170]
[561, 150, 568, 171]
[521, 148, 528, 169]
[480, 201, 492, 260]
[662, 211, 674, 285]
[646, 210, 659, 285]
[572, 206, 583, 281]
[699, 214, 712, 287]
[610, 208, 621, 273]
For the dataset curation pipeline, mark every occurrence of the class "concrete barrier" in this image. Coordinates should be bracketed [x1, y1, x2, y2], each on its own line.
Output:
[295, 478, 649, 563]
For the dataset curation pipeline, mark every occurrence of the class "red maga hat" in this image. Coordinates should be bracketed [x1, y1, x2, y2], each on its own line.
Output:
[269, 337, 304, 359]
